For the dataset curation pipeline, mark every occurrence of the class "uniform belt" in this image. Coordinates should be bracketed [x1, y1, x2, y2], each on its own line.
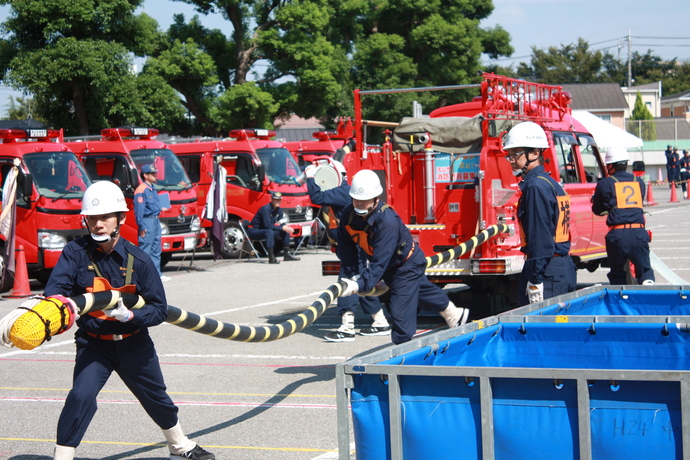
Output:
[86, 330, 139, 341]
[610, 223, 645, 230]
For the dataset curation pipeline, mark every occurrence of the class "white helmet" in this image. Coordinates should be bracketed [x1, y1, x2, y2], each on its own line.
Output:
[81, 181, 129, 215]
[503, 121, 549, 150]
[349, 170, 383, 200]
[604, 146, 629, 164]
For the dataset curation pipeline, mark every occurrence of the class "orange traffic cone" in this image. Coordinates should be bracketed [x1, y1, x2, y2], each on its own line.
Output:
[645, 181, 658, 206]
[686, 184, 690, 200]
[670, 181, 679, 203]
[5, 245, 31, 298]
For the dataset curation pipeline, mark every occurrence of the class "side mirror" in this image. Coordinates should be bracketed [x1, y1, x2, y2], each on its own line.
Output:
[257, 163, 266, 188]
[21, 172, 33, 198]
[130, 168, 140, 188]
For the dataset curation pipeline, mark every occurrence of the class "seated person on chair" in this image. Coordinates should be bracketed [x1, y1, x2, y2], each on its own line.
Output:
[246, 191, 300, 264]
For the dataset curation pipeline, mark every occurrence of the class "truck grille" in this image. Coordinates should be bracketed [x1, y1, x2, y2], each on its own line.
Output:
[286, 208, 308, 223]
[161, 217, 193, 234]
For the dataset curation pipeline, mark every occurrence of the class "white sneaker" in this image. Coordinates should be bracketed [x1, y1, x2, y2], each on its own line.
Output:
[161, 275, 171, 282]
[642, 279, 654, 285]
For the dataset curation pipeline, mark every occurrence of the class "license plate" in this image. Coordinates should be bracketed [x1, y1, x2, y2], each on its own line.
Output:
[302, 225, 312, 236]
[184, 237, 195, 250]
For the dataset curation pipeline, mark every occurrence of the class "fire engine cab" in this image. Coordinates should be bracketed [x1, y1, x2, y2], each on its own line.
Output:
[342, 74, 609, 311]
[170, 128, 316, 258]
[0, 128, 92, 288]
[65, 127, 205, 266]
[283, 119, 354, 169]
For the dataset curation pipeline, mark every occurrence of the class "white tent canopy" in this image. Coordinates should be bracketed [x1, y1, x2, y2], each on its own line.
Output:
[572, 110, 643, 150]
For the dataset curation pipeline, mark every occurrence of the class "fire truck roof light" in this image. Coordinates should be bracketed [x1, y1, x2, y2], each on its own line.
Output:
[0, 128, 60, 142]
[101, 127, 159, 140]
[228, 129, 276, 140]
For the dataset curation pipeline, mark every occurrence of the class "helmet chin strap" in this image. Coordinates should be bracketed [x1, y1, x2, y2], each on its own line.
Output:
[517, 149, 541, 176]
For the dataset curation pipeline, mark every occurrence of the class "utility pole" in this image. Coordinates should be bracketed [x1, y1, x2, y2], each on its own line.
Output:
[627, 29, 632, 87]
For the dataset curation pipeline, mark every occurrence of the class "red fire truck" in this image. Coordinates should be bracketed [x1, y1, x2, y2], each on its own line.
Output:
[282, 119, 354, 169]
[170, 129, 316, 258]
[342, 74, 609, 311]
[65, 127, 205, 267]
[0, 128, 92, 289]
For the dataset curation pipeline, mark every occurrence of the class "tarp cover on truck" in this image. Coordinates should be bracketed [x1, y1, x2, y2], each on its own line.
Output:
[393, 115, 483, 153]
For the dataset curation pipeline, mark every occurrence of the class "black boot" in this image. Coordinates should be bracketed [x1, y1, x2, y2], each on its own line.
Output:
[268, 247, 280, 264]
[283, 251, 300, 262]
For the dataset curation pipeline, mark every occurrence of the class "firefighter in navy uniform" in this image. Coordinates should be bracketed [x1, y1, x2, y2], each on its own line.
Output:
[680, 150, 690, 196]
[44, 181, 214, 460]
[304, 160, 391, 342]
[591, 146, 655, 285]
[247, 191, 301, 263]
[337, 169, 469, 345]
[504, 121, 577, 306]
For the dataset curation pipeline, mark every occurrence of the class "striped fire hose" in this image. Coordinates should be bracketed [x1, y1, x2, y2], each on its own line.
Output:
[2, 224, 508, 347]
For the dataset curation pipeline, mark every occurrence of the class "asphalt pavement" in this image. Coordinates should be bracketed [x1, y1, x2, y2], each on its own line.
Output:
[1, 181, 689, 459]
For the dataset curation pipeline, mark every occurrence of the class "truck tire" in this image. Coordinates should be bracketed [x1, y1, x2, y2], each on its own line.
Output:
[161, 253, 172, 268]
[220, 220, 249, 259]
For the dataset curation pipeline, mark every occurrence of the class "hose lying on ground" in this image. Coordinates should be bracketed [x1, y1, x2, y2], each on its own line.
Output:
[0, 224, 508, 348]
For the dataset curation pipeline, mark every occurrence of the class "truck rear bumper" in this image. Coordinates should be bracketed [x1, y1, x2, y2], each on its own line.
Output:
[162, 230, 207, 253]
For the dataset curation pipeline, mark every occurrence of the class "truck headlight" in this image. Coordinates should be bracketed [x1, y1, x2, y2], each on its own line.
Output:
[191, 215, 201, 232]
[305, 207, 313, 221]
[38, 232, 67, 250]
[160, 221, 169, 235]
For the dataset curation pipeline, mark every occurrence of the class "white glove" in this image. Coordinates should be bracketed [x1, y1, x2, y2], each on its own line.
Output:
[526, 282, 544, 304]
[105, 298, 133, 322]
[341, 278, 360, 297]
[305, 164, 318, 179]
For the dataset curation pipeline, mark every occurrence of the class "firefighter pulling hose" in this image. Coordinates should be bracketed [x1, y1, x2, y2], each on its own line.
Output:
[0, 223, 507, 349]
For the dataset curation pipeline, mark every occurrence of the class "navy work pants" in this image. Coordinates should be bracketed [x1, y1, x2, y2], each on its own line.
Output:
[246, 227, 290, 250]
[56, 331, 178, 447]
[382, 248, 449, 344]
[605, 228, 654, 285]
[518, 256, 577, 306]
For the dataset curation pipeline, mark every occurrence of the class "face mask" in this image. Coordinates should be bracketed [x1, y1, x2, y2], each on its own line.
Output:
[354, 207, 370, 215]
[90, 233, 111, 243]
[512, 169, 523, 177]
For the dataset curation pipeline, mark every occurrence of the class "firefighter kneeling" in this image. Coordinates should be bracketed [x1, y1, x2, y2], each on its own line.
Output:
[591, 146, 655, 285]
[504, 122, 577, 305]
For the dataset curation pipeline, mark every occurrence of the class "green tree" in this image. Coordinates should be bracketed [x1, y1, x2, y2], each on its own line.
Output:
[2, 96, 47, 124]
[0, 0, 182, 135]
[516, 38, 608, 84]
[627, 91, 656, 141]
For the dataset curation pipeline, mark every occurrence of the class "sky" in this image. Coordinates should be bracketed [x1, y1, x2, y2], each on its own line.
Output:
[1, 0, 690, 119]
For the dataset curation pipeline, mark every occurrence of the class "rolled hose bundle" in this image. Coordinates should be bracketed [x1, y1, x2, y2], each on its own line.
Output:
[0, 224, 508, 347]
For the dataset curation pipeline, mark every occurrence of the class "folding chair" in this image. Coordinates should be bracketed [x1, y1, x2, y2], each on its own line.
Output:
[238, 219, 267, 262]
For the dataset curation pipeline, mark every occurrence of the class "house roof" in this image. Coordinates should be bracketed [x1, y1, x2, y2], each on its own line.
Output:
[623, 82, 661, 91]
[661, 89, 690, 102]
[560, 83, 629, 111]
[0, 119, 46, 129]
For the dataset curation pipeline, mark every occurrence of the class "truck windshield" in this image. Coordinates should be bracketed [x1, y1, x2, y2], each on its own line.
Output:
[130, 149, 192, 191]
[24, 152, 92, 200]
[257, 148, 302, 185]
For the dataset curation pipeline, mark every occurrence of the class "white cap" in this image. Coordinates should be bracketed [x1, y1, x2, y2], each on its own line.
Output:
[81, 181, 128, 215]
[349, 170, 383, 200]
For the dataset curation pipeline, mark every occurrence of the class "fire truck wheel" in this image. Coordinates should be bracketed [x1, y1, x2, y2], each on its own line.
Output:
[161, 253, 172, 268]
[221, 220, 249, 259]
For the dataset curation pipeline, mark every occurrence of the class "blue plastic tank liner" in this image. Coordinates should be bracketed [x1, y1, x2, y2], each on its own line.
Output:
[527, 288, 690, 316]
[351, 323, 689, 460]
